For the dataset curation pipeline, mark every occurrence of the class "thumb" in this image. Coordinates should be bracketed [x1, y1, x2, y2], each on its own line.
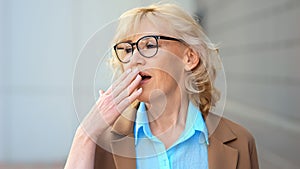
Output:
[99, 89, 105, 96]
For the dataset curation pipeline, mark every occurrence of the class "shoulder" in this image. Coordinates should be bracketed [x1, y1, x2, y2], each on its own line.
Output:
[218, 116, 260, 168]
[221, 116, 255, 144]
[207, 114, 259, 168]
[207, 113, 257, 152]
[216, 115, 258, 158]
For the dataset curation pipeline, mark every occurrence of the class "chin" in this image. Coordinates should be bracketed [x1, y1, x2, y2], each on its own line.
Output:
[137, 88, 168, 104]
[137, 92, 150, 103]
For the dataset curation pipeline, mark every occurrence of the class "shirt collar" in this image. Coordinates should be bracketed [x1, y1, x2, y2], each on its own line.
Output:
[185, 102, 209, 144]
[134, 102, 209, 145]
[134, 102, 152, 145]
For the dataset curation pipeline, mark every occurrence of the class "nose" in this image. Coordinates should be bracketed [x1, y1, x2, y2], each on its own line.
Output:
[129, 47, 146, 66]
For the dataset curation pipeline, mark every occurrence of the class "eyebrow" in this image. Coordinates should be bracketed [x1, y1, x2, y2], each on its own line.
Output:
[124, 40, 133, 43]
[118, 34, 158, 43]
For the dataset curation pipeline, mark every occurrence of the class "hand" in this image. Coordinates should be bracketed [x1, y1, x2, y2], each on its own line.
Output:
[80, 68, 142, 141]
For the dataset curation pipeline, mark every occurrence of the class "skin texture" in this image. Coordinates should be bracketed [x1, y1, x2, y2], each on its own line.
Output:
[65, 68, 143, 169]
[64, 18, 200, 169]
[122, 19, 200, 148]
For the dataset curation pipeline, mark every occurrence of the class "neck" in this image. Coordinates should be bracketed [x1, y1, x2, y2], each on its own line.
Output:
[144, 87, 189, 136]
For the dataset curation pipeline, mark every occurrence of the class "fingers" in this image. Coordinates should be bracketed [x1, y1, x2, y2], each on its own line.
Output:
[95, 68, 142, 123]
[113, 74, 141, 104]
[82, 68, 142, 140]
[106, 68, 138, 94]
[117, 88, 143, 113]
[99, 89, 104, 96]
[111, 68, 140, 98]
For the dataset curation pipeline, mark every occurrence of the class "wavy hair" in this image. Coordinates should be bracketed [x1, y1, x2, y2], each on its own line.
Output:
[110, 3, 220, 117]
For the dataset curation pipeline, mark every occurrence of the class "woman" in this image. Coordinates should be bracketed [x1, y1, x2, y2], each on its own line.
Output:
[65, 3, 259, 169]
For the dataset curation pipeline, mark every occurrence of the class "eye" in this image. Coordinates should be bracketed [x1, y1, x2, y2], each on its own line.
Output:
[146, 42, 158, 49]
[116, 42, 133, 54]
[125, 47, 133, 54]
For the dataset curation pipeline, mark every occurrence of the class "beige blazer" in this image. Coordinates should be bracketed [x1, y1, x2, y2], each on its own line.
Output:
[93, 107, 259, 169]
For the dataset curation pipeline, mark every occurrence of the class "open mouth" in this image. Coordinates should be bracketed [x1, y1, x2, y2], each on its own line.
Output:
[139, 71, 152, 84]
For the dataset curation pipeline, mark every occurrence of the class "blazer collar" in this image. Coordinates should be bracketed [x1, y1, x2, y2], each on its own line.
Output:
[111, 106, 137, 136]
[206, 113, 237, 143]
[206, 113, 238, 169]
[110, 107, 238, 169]
[110, 106, 137, 169]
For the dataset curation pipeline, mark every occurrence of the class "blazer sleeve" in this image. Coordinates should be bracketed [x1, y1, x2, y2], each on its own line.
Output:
[250, 138, 259, 169]
[94, 145, 116, 169]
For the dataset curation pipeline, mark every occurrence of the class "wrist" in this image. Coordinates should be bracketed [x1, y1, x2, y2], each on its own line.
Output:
[75, 126, 95, 144]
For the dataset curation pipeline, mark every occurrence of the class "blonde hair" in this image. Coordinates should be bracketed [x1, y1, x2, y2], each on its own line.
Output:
[110, 3, 220, 117]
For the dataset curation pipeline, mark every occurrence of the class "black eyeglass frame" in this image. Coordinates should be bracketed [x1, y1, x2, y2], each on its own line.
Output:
[113, 35, 186, 63]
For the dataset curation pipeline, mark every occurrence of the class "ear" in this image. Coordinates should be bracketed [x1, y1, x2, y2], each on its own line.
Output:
[183, 48, 200, 71]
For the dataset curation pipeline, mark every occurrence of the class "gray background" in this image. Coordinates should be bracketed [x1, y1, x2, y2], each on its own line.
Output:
[0, 0, 299, 168]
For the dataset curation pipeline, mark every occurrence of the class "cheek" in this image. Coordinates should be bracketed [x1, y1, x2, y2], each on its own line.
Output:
[155, 63, 184, 84]
[153, 71, 178, 88]
[152, 55, 184, 75]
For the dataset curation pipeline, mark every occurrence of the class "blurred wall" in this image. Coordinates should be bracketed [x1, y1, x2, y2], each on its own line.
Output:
[0, 0, 76, 163]
[206, 0, 300, 121]
[0, 0, 157, 164]
[0, 0, 194, 165]
[0, 0, 5, 162]
[204, 0, 300, 168]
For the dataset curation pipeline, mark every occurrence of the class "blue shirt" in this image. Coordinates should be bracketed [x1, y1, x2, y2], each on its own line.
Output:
[134, 102, 209, 169]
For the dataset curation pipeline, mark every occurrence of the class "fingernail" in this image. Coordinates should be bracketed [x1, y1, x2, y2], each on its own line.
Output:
[99, 90, 104, 96]
[126, 69, 132, 74]
[137, 88, 142, 93]
[133, 67, 139, 73]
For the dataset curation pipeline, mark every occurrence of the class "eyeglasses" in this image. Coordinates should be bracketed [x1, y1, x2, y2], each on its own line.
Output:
[113, 35, 185, 63]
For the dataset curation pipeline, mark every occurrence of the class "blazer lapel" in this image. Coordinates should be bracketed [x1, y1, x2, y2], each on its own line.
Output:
[208, 136, 238, 169]
[206, 114, 238, 169]
[110, 133, 136, 169]
[110, 107, 137, 169]
[109, 106, 238, 169]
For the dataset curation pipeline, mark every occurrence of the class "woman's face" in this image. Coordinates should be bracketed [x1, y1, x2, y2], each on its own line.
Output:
[121, 19, 188, 102]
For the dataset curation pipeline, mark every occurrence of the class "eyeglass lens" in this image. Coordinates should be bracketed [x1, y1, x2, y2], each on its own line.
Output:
[115, 36, 158, 63]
